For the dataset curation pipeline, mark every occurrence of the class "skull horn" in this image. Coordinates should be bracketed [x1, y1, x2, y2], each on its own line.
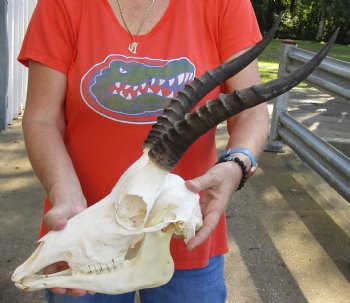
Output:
[143, 16, 281, 148]
[148, 29, 339, 170]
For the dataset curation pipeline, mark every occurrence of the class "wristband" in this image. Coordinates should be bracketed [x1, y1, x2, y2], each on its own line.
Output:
[220, 148, 257, 174]
[216, 156, 248, 191]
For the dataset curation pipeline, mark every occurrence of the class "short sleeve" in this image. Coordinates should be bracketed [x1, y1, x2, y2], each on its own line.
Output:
[18, 0, 76, 75]
[219, 0, 262, 62]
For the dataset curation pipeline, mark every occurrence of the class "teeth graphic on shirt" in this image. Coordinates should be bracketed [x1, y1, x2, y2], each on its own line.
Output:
[167, 91, 174, 98]
[112, 73, 194, 101]
[183, 73, 188, 82]
[177, 73, 185, 85]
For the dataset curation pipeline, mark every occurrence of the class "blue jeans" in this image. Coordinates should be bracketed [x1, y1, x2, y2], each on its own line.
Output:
[45, 256, 227, 303]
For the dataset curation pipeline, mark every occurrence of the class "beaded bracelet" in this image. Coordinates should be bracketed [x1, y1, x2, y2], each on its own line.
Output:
[216, 156, 248, 190]
[220, 147, 257, 176]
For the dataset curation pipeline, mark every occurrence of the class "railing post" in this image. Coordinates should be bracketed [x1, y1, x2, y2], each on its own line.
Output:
[266, 39, 298, 152]
[0, 0, 9, 131]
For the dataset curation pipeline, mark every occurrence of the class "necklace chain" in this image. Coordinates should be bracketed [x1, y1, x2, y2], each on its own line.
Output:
[116, 0, 156, 54]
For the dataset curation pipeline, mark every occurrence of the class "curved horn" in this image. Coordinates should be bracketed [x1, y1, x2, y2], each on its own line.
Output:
[148, 29, 339, 170]
[143, 16, 281, 148]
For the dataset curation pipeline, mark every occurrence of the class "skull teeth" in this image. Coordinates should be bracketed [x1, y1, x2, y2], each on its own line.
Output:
[71, 256, 125, 274]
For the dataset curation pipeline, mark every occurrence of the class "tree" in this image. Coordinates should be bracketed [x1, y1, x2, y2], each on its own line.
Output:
[251, 0, 350, 44]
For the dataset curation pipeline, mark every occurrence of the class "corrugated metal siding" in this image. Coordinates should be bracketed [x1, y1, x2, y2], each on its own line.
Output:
[1, 0, 37, 130]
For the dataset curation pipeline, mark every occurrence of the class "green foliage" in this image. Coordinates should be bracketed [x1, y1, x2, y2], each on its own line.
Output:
[251, 0, 350, 44]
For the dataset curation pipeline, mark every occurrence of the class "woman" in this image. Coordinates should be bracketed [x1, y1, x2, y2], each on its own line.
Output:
[19, 0, 269, 302]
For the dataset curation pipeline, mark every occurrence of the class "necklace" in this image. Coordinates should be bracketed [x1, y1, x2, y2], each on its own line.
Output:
[116, 0, 156, 54]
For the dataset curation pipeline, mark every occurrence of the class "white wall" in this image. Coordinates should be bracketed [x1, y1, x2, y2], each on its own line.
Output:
[5, 0, 36, 127]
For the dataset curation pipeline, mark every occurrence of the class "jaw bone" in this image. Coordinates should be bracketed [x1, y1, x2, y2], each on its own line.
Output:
[12, 152, 202, 294]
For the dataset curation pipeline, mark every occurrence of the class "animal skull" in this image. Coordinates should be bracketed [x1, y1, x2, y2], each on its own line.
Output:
[12, 19, 337, 294]
[12, 151, 202, 294]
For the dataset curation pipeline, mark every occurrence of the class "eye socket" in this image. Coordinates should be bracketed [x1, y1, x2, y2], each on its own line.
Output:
[119, 67, 128, 74]
[116, 195, 147, 229]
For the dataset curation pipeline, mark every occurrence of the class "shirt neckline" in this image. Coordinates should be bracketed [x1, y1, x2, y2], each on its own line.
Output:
[102, 0, 176, 43]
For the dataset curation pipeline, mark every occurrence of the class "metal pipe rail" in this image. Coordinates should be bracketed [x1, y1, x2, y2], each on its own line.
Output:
[278, 113, 350, 202]
[268, 40, 350, 202]
[287, 48, 350, 100]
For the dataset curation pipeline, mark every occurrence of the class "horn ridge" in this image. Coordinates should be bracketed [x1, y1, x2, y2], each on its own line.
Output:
[143, 74, 218, 148]
[148, 99, 236, 170]
[148, 29, 338, 170]
[143, 16, 282, 149]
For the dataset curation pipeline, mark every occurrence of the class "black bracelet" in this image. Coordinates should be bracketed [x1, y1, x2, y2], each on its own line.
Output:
[216, 156, 248, 190]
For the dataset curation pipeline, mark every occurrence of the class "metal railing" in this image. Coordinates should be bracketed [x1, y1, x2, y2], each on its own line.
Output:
[0, 0, 36, 131]
[267, 40, 350, 202]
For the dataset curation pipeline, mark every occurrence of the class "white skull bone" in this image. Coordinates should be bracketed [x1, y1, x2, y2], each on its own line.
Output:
[12, 151, 203, 294]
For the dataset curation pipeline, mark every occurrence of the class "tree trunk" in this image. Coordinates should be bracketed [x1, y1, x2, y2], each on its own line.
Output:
[316, 1, 326, 41]
[290, 0, 297, 16]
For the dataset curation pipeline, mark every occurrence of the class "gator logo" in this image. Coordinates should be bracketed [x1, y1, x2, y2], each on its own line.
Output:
[81, 55, 196, 124]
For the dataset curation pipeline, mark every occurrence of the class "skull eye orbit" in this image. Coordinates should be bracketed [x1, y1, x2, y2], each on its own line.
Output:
[116, 195, 147, 229]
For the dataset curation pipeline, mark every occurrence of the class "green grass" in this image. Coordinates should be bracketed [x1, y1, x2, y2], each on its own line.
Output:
[258, 39, 350, 84]
[298, 41, 350, 62]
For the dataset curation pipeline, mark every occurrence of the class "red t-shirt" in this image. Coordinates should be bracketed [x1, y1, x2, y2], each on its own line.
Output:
[19, 0, 261, 269]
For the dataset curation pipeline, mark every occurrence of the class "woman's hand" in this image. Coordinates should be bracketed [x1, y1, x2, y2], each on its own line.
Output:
[44, 192, 88, 296]
[185, 161, 242, 251]
[45, 188, 87, 231]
